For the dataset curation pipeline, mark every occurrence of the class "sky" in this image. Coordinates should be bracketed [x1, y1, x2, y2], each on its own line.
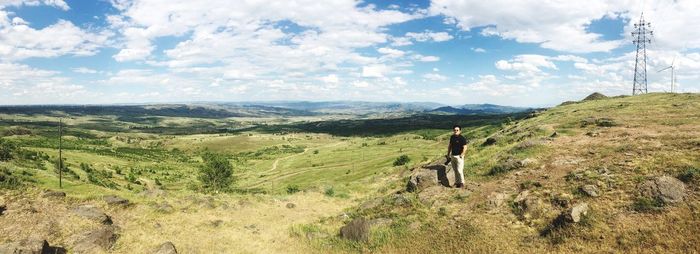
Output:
[1, 0, 699, 107]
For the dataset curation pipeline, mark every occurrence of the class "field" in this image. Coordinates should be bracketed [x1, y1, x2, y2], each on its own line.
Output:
[0, 108, 516, 253]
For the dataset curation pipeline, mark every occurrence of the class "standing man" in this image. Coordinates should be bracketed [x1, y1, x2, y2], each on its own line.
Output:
[447, 125, 468, 188]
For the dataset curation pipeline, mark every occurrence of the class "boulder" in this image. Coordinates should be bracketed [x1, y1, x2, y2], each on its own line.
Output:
[154, 242, 177, 254]
[406, 167, 438, 192]
[482, 137, 497, 146]
[72, 205, 112, 225]
[639, 176, 686, 204]
[42, 190, 66, 198]
[0, 237, 65, 254]
[340, 218, 370, 242]
[72, 226, 118, 253]
[580, 185, 600, 197]
[563, 203, 589, 223]
[104, 195, 129, 206]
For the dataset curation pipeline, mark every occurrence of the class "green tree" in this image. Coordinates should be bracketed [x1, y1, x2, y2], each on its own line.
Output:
[199, 152, 234, 192]
[393, 154, 411, 166]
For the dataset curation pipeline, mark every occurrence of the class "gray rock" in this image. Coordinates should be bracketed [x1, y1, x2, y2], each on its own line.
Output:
[482, 137, 497, 146]
[104, 195, 129, 206]
[580, 185, 600, 197]
[639, 176, 686, 204]
[340, 218, 370, 242]
[406, 168, 438, 192]
[72, 205, 112, 225]
[0, 237, 57, 254]
[518, 158, 537, 167]
[154, 202, 174, 214]
[154, 242, 177, 254]
[564, 203, 589, 223]
[72, 226, 118, 253]
[487, 192, 507, 209]
[42, 190, 66, 198]
[285, 203, 296, 209]
[391, 194, 411, 206]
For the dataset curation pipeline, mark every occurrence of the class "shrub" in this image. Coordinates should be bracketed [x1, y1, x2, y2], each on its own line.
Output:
[632, 197, 664, 213]
[678, 167, 700, 183]
[0, 167, 22, 189]
[324, 186, 335, 197]
[286, 184, 300, 194]
[198, 152, 234, 192]
[0, 139, 18, 161]
[393, 155, 410, 166]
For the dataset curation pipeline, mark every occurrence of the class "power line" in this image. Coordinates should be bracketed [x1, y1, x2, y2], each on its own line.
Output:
[632, 13, 653, 95]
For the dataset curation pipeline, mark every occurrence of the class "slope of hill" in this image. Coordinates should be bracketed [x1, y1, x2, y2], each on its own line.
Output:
[296, 93, 700, 253]
[430, 104, 532, 115]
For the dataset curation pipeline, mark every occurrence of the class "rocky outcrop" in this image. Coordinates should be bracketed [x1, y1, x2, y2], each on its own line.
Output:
[639, 176, 686, 204]
[72, 226, 118, 253]
[340, 218, 370, 242]
[0, 237, 65, 254]
[72, 205, 112, 225]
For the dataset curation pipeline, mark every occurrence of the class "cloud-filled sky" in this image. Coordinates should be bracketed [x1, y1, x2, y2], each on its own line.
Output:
[1, 0, 699, 107]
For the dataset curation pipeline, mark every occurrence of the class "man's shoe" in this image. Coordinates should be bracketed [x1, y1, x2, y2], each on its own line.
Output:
[455, 183, 464, 188]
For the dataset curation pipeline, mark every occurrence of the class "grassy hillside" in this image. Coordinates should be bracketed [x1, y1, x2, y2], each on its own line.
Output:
[295, 93, 700, 253]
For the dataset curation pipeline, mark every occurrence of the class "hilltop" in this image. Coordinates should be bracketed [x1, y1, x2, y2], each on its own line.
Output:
[295, 93, 700, 253]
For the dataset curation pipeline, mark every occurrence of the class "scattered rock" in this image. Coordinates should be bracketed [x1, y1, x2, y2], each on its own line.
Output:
[585, 131, 600, 137]
[104, 195, 129, 206]
[639, 176, 686, 204]
[154, 202, 174, 214]
[359, 198, 381, 211]
[580, 185, 600, 197]
[563, 203, 589, 223]
[482, 137, 497, 146]
[42, 190, 66, 198]
[487, 192, 507, 209]
[0, 204, 5, 216]
[518, 158, 537, 167]
[285, 203, 296, 209]
[72, 226, 118, 253]
[209, 220, 224, 227]
[595, 118, 617, 127]
[550, 131, 558, 138]
[0, 237, 65, 254]
[340, 218, 370, 242]
[154, 242, 177, 254]
[406, 167, 438, 192]
[72, 205, 112, 225]
[391, 194, 411, 206]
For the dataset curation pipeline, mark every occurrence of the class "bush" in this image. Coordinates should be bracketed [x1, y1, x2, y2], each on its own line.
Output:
[198, 152, 234, 192]
[324, 186, 335, 197]
[286, 184, 300, 194]
[0, 167, 22, 189]
[678, 167, 700, 183]
[0, 139, 18, 161]
[393, 155, 410, 166]
[632, 197, 664, 213]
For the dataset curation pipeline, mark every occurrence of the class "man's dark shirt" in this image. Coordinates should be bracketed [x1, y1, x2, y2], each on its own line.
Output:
[449, 134, 468, 155]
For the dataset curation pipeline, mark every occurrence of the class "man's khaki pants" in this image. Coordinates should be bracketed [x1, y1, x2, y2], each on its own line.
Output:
[450, 155, 465, 185]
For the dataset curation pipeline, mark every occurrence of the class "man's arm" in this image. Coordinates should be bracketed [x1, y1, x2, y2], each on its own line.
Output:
[447, 142, 452, 157]
[461, 144, 467, 158]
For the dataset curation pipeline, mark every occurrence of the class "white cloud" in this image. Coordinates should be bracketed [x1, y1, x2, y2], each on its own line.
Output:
[423, 73, 447, 81]
[0, 0, 69, 10]
[72, 67, 99, 74]
[377, 47, 405, 58]
[471, 47, 486, 53]
[406, 30, 453, 42]
[430, 0, 627, 53]
[362, 64, 389, 78]
[320, 74, 339, 84]
[415, 55, 440, 62]
[352, 80, 370, 88]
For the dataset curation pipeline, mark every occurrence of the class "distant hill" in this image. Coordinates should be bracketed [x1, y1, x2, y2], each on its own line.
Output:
[429, 103, 532, 115]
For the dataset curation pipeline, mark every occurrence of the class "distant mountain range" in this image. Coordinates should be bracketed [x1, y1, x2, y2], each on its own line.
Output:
[428, 104, 532, 115]
[0, 101, 533, 118]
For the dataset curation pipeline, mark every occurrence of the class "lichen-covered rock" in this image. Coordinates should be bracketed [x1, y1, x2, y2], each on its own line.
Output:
[340, 218, 370, 242]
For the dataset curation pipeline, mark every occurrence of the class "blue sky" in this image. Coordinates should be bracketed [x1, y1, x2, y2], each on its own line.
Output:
[1, 0, 699, 107]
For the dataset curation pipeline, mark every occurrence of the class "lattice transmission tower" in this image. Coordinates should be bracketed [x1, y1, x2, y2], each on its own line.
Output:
[632, 13, 653, 95]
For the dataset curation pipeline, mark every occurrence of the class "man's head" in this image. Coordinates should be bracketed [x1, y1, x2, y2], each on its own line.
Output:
[452, 125, 461, 135]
